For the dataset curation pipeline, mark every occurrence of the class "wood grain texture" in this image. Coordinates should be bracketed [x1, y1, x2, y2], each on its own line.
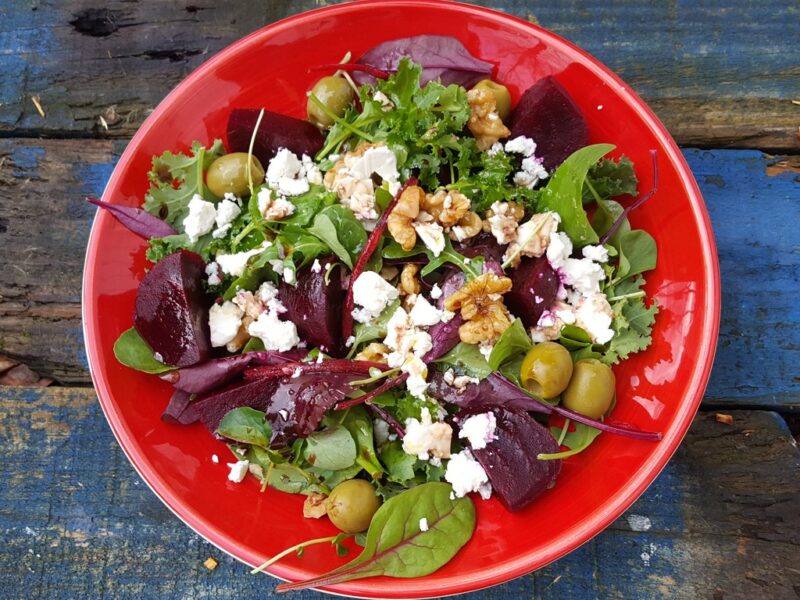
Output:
[1, 388, 798, 599]
[3, 142, 798, 409]
[1, 0, 797, 149]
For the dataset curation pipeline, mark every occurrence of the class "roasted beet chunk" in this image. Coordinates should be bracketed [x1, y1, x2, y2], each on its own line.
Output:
[505, 255, 560, 328]
[509, 77, 588, 171]
[470, 408, 561, 511]
[278, 257, 345, 356]
[227, 109, 324, 167]
[133, 250, 210, 367]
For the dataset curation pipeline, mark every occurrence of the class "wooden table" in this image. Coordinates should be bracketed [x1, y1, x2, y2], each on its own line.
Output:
[1, 1, 798, 598]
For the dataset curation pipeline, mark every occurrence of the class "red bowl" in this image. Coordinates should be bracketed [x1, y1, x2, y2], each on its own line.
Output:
[82, 1, 720, 597]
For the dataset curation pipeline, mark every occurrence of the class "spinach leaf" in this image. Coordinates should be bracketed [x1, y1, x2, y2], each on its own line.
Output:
[488, 319, 532, 370]
[559, 324, 593, 350]
[540, 421, 602, 460]
[538, 144, 614, 247]
[307, 463, 363, 490]
[222, 244, 280, 300]
[616, 229, 657, 281]
[382, 238, 483, 280]
[379, 440, 417, 484]
[279, 226, 330, 266]
[340, 406, 385, 479]
[308, 205, 367, 269]
[281, 186, 337, 227]
[434, 342, 492, 379]
[217, 407, 272, 448]
[303, 425, 357, 471]
[143, 139, 225, 227]
[113, 327, 175, 373]
[275, 482, 475, 591]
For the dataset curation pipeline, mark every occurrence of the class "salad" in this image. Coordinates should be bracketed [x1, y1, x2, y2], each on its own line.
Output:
[93, 35, 661, 590]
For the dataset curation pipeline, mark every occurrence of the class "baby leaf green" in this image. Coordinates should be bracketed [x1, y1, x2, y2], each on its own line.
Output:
[488, 319, 532, 370]
[113, 327, 175, 374]
[303, 425, 358, 471]
[217, 407, 272, 448]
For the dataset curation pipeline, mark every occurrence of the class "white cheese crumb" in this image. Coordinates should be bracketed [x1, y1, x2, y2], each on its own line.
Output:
[227, 460, 250, 483]
[546, 231, 573, 269]
[257, 187, 296, 220]
[216, 243, 268, 277]
[413, 220, 445, 257]
[205, 262, 222, 286]
[478, 341, 494, 361]
[183, 194, 216, 243]
[402, 407, 452, 460]
[373, 90, 394, 110]
[345, 335, 356, 348]
[283, 267, 295, 284]
[458, 412, 498, 450]
[429, 283, 443, 300]
[212, 194, 242, 239]
[409, 296, 444, 327]
[373, 418, 391, 446]
[561, 258, 606, 297]
[419, 517, 429, 532]
[211, 454, 219, 464]
[248, 311, 301, 351]
[445, 450, 491, 500]
[209, 301, 243, 347]
[266, 148, 309, 197]
[301, 154, 323, 186]
[351, 271, 400, 324]
[575, 292, 615, 344]
[311, 259, 322, 273]
[582, 244, 609, 263]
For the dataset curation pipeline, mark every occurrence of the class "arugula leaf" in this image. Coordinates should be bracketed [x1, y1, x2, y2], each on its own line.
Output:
[217, 407, 272, 448]
[488, 319, 532, 370]
[275, 482, 475, 591]
[382, 238, 483, 280]
[279, 226, 330, 267]
[245, 446, 324, 495]
[308, 205, 367, 269]
[450, 145, 538, 212]
[582, 156, 638, 205]
[113, 327, 175, 373]
[281, 185, 337, 227]
[434, 342, 492, 379]
[143, 139, 224, 227]
[540, 421, 602, 460]
[538, 144, 614, 247]
[303, 425, 357, 471]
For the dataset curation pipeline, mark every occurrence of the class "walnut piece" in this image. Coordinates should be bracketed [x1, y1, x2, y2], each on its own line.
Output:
[467, 88, 511, 151]
[503, 211, 561, 267]
[422, 190, 470, 228]
[449, 211, 482, 242]
[399, 263, 421, 295]
[444, 272, 513, 344]
[387, 185, 424, 250]
[303, 492, 329, 519]
[355, 342, 390, 363]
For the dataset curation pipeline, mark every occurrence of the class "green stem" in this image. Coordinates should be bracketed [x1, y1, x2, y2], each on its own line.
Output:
[308, 93, 374, 143]
[556, 418, 571, 446]
[250, 536, 340, 575]
[247, 108, 266, 197]
[500, 216, 548, 269]
[349, 368, 401, 387]
[584, 178, 603, 205]
[607, 290, 645, 302]
[196, 147, 205, 198]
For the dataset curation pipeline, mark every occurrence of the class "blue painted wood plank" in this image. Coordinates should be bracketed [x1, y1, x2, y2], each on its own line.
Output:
[0, 1, 797, 147]
[1, 388, 797, 598]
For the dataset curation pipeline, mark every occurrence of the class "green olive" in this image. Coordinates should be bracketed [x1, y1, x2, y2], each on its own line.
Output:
[562, 359, 616, 419]
[206, 153, 265, 198]
[326, 479, 381, 533]
[471, 79, 512, 121]
[520, 342, 574, 399]
[307, 75, 355, 128]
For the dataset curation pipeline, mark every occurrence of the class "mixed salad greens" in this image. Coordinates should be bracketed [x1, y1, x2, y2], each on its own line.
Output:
[94, 34, 661, 590]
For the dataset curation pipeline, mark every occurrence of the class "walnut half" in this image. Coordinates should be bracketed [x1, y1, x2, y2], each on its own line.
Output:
[444, 272, 513, 344]
[387, 185, 424, 250]
[467, 88, 511, 151]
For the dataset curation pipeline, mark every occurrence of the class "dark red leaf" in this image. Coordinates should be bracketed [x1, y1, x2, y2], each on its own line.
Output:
[227, 109, 324, 166]
[88, 196, 177, 239]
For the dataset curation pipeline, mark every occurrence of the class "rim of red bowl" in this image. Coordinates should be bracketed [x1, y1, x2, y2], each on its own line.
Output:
[82, 0, 721, 596]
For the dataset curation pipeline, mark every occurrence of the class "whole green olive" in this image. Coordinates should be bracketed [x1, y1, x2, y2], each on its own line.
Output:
[326, 479, 381, 533]
[562, 359, 616, 419]
[206, 153, 265, 198]
[471, 79, 512, 121]
[520, 342, 574, 399]
[307, 75, 355, 128]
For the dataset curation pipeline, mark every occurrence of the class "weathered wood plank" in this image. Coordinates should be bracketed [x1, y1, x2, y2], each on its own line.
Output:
[1, 0, 797, 148]
[1, 388, 798, 598]
[3, 141, 798, 409]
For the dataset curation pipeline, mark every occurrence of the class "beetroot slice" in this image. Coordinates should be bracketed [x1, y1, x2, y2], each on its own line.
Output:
[227, 109, 324, 166]
[469, 408, 561, 512]
[278, 257, 346, 356]
[509, 76, 588, 171]
[133, 250, 210, 367]
[505, 255, 560, 329]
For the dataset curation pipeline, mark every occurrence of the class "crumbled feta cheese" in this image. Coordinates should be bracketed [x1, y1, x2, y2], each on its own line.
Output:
[153, 352, 164, 363]
[183, 194, 217, 243]
[445, 450, 492, 499]
[403, 356, 430, 398]
[503, 212, 560, 264]
[283, 267, 295, 284]
[326, 145, 400, 222]
[487, 142, 504, 156]
[582, 244, 609, 263]
[301, 154, 323, 186]
[227, 460, 250, 483]
[514, 156, 549, 189]
[458, 412, 498, 450]
[373, 90, 393, 111]
[212, 194, 242, 239]
[419, 517, 429, 532]
[487, 201, 520, 245]
[291, 367, 303, 378]
[373, 418, 391, 446]
[443, 368, 479, 391]
[216, 243, 268, 277]
[562, 258, 606, 296]
[257, 187, 296, 220]
[205, 261, 222, 286]
[311, 259, 322, 273]
[409, 296, 444, 327]
[546, 231, 573, 269]
[248, 311, 301, 351]
[211, 454, 219, 464]
[575, 292, 615, 344]
[209, 301, 243, 347]
[384, 307, 433, 397]
[351, 271, 400, 324]
[504, 136, 537, 156]
[349, 145, 399, 184]
[430, 283, 443, 300]
[413, 220, 445, 257]
[478, 341, 494, 361]
[266, 148, 309, 196]
[403, 407, 453, 460]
